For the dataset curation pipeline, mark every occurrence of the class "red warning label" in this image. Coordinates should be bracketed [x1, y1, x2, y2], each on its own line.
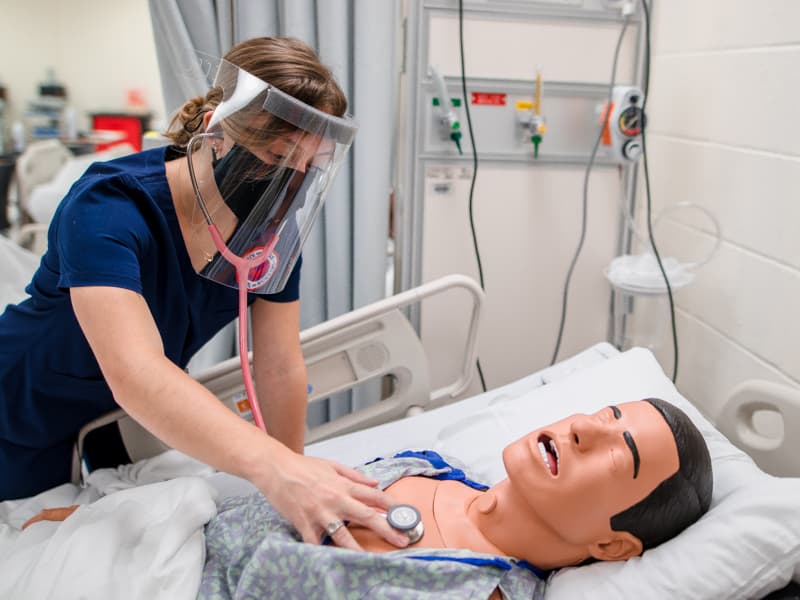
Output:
[471, 92, 507, 106]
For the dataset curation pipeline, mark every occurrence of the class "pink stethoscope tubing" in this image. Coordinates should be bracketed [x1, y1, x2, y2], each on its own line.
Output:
[207, 223, 284, 432]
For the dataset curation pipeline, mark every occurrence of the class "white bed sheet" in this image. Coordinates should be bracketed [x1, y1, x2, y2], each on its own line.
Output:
[0, 453, 217, 600]
[5, 342, 798, 600]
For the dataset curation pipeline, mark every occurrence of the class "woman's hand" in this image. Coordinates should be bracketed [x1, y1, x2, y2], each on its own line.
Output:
[257, 449, 410, 551]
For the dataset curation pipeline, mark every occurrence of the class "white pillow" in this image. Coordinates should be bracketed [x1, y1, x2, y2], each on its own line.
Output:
[440, 348, 800, 600]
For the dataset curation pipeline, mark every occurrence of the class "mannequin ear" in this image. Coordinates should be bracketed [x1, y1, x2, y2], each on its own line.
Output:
[587, 531, 643, 562]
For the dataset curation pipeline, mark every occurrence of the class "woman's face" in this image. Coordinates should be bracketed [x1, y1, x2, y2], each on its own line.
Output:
[222, 121, 331, 175]
[252, 131, 328, 174]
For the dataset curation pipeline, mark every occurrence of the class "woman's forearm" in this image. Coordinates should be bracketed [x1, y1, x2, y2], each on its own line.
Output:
[110, 353, 289, 487]
[70, 286, 290, 486]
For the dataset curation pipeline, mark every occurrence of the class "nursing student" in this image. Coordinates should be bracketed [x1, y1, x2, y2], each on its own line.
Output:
[0, 36, 409, 550]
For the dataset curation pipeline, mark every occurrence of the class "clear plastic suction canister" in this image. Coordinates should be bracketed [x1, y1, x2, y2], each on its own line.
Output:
[606, 202, 722, 351]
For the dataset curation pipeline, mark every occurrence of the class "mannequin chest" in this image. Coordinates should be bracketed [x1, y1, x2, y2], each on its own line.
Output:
[350, 477, 488, 553]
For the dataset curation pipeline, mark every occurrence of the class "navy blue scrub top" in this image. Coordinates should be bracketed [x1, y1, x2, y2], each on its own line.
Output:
[0, 146, 301, 499]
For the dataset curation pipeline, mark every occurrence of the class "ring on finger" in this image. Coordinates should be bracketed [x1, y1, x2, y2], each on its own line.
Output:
[325, 519, 346, 537]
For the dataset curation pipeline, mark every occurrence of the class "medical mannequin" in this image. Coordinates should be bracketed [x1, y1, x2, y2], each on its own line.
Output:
[349, 397, 713, 569]
[25, 398, 712, 600]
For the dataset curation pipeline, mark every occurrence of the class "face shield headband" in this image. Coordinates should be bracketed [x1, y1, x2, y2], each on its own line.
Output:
[183, 57, 357, 432]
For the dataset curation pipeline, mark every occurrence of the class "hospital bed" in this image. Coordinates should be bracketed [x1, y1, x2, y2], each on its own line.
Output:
[8, 140, 135, 254]
[2, 274, 800, 599]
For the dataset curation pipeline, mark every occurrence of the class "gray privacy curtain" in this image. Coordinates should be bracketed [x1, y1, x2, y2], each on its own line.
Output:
[148, 0, 398, 426]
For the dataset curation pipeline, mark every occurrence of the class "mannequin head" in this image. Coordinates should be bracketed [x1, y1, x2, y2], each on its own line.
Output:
[609, 397, 713, 550]
[481, 398, 712, 567]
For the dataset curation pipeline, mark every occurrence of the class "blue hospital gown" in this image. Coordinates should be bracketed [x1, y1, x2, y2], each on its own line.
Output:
[199, 452, 547, 600]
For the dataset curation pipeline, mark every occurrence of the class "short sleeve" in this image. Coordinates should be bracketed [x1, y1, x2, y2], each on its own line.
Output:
[252, 255, 302, 303]
[55, 175, 149, 294]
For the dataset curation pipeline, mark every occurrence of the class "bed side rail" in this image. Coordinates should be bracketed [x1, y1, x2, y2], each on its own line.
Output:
[302, 274, 483, 442]
[71, 274, 484, 482]
[716, 379, 800, 478]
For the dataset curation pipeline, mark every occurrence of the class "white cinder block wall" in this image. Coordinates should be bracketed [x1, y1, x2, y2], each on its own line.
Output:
[633, 0, 800, 420]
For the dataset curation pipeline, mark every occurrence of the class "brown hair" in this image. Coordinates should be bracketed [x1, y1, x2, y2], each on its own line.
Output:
[164, 37, 347, 146]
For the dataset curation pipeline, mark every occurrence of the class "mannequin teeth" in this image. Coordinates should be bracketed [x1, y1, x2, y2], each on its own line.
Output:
[548, 439, 560, 466]
[538, 441, 552, 473]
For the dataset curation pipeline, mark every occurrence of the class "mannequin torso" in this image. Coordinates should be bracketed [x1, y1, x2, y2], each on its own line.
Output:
[350, 477, 503, 556]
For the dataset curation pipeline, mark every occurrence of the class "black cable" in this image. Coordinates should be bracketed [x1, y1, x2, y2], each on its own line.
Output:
[458, 0, 487, 393]
[550, 16, 630, 365]
[639, 0, 679, 383]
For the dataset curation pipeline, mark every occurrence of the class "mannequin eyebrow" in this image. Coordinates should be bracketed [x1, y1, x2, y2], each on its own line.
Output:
[609, 406, 640, 478]
[623, 431, 641, 478]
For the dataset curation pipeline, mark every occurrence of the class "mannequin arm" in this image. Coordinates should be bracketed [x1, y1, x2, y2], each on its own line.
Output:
[22, 506, 80, 529]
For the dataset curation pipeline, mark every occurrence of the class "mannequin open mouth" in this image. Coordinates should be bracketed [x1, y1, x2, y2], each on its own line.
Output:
[537, 434, 560, 476]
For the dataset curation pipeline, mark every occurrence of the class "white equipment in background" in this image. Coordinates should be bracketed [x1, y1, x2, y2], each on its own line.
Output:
[16, 140, 135, 224]
[13, 139, 72, 222]
[0, 233, 40, 307]
[9, 140, 135, 253]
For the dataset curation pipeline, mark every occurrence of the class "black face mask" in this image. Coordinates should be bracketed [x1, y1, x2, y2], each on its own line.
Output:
[212, 144, 297, 222]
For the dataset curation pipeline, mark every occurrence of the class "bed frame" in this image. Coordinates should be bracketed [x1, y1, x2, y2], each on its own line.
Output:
[62, 273, 800, 599]
[71, 274, 484, 484]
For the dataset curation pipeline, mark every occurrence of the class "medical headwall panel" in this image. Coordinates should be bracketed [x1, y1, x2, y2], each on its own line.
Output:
[398, 0, 644, 393]
[428, 15, 637, 83]
[420, 81, 626, 162]
[420, 165, 620, 391]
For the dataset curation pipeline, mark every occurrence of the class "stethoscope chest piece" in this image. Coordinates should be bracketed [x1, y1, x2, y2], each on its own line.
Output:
[386, 504, 424, 545]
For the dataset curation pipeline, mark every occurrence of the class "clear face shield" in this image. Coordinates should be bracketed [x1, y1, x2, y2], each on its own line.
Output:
[186, 58, 357, 295]
[181, 56, 356, 432]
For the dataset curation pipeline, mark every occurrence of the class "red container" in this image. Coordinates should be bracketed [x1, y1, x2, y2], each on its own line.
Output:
[91, 113, 151, 152]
